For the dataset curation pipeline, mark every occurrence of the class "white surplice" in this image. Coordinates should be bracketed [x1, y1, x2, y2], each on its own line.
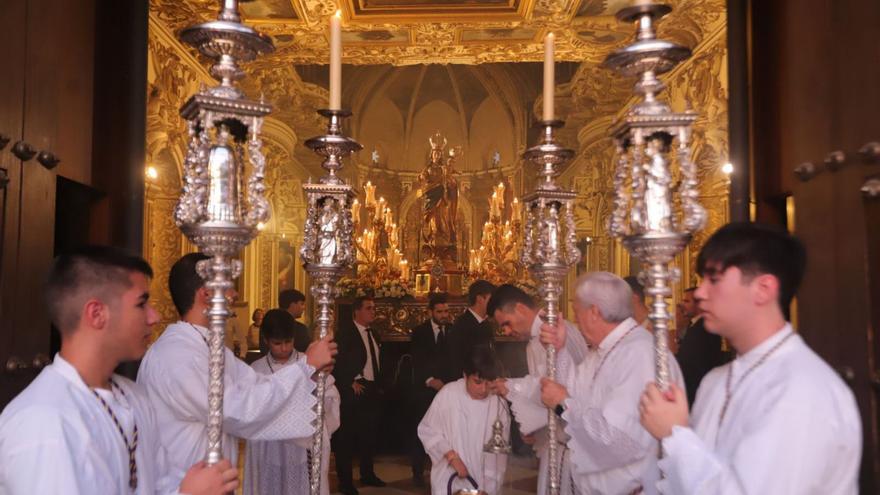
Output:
[0, 355, 177, 494]
[657, 325, 861, 495]
[138, 321, 317, 488]
[507, 315, 588, 495]
[557, 318, 684, 495]
[418, 378, 509, 495]
[243, 353, 340, 495]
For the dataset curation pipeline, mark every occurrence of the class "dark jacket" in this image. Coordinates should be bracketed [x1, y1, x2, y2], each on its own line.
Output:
[677, 317, 730, 406]
[333, 320, 382, 392]
[410, 319, 454, 386]
[447, 309, 494, 379]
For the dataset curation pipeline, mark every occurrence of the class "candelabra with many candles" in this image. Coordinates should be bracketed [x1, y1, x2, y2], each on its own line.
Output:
[468, 182, 528, 286]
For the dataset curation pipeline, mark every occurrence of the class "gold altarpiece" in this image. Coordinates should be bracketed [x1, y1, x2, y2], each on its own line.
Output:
[145, 0, 729, 339]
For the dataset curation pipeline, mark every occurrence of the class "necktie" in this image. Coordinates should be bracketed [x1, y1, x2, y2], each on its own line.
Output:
[365, 328, 380, 380]
[437, 325, 446, 346]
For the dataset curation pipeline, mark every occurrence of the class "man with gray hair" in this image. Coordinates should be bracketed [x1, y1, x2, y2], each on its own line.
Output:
[540, 271, 684, 494]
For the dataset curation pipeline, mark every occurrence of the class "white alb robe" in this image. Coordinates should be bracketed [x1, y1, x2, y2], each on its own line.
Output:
[507, 315, 588, 495]
[557, 318, 684, 495]
[0, 355, 177, 494]
[243, 353, 340, 495]
[418, 379, 509, 495]
[657, 325, 861, 495]
[138, 321, 317, 488]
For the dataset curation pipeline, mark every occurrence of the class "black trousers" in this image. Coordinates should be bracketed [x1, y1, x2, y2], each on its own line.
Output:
[334, 380, 382, 488]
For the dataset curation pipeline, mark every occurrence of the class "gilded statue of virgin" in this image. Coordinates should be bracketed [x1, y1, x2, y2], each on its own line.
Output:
[418, 132, 459, 265]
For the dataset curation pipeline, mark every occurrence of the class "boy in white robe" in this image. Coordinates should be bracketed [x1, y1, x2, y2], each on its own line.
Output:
[0, 246, 237, 494]
[243, 309, 340, 495]
[418, 347, 509, 495]
[639, 222, 862, 495]
[138, 253, 338, 487]
[487, 284, 589, 495]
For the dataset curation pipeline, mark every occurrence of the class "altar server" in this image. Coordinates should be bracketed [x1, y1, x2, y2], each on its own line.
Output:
[540, 271, 684, 494]
[418, 347, 509, 495]
[639, 222, 861, 495]
[244, 309, 340, 495]
[488, 284, 588, 495]
[138, 253, 337, 487]
[0, 246, 237, 494]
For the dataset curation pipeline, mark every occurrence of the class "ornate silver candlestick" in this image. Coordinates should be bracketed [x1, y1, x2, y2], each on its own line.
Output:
[174, 0, 273, 465]
[603, 2, 706, 390]
[521, 120, 580, 495]
[301, 109, 362, 495]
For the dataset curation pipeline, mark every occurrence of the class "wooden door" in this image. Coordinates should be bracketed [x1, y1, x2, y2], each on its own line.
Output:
[751, 0, 880, 490]
[0, 0, 37, 407]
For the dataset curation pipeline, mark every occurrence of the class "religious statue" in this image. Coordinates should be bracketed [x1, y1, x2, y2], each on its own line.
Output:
[418, 132, 459, 266]
[643, 135, 673, 232]
[317, 199, 341, 265]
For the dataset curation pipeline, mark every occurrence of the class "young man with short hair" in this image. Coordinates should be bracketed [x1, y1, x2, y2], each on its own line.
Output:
[138, 252, 337, 488]
[244, 309, 340, 495]
[418, 347, 509, 495]
[639, 222, 862, 494]
[410, 292, 456, 485]
[279, 288, 311, 352]
[448, 280, 497, 378]
[0, 246, 237, 494]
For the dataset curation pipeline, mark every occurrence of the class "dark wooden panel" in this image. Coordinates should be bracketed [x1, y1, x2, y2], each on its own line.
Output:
[0, 0, 29, 406]
[23, 0, 95, 185]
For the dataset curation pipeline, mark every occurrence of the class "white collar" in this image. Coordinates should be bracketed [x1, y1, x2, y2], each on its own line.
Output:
[354, 320, 368, 332]
[52, 353, 92, 393]
[596, 317, 639, 352]
[735, 323, 795, 365]
[468, 308, 486, 323]
[529, 312, 543, 339]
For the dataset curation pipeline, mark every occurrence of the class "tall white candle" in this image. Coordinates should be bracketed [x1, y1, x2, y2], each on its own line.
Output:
[329, 11, 342, 110]
[543, 32, 555, 121]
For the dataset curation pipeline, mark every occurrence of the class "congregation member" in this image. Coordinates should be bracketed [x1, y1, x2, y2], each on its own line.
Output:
[675, 286, 728, 406]
[418, 347, 509, 495]
[332, 295, 386, 495]
[280, 288, 312, 353]
[244, 309, 340, 495]
[623, 275, 652, 331]
[639, 222, 861, 494]
[0, 246, 237, 494]
[447, 280, 497, 378]
[488, 284, 588, 495]
[138, 252, 336, 487]
[410, 292, 456, 486]
[540, 271, 684, 494]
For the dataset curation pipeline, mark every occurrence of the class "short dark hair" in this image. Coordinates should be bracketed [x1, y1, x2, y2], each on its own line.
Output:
[279, 289, 305, 310]
[486, 284, 535, 316]
[467, 280, 497, 306]
[463, 346, 501, 381]
[428, 292, 448, 310]
[46, 246, 153, 333]
[169, 252, 210, 316]
[697, 222, 806, 313]
[251, 308, 263, 321]
[623, 276, 645, 301]
[261, 309, 296, 341]
[352, 295, 374, 311]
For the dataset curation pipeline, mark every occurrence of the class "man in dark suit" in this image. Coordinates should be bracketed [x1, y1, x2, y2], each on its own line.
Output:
[332, 296, 386, 495]
[676, 286, 730, 406]
[447, 280, 497, 379]
[409, 292, 455, 486]
[279, 289, 311, 352]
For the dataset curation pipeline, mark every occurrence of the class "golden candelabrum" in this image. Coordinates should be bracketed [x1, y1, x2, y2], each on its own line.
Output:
[468, 181, 528, 285]
[352, 181, 410, 286]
